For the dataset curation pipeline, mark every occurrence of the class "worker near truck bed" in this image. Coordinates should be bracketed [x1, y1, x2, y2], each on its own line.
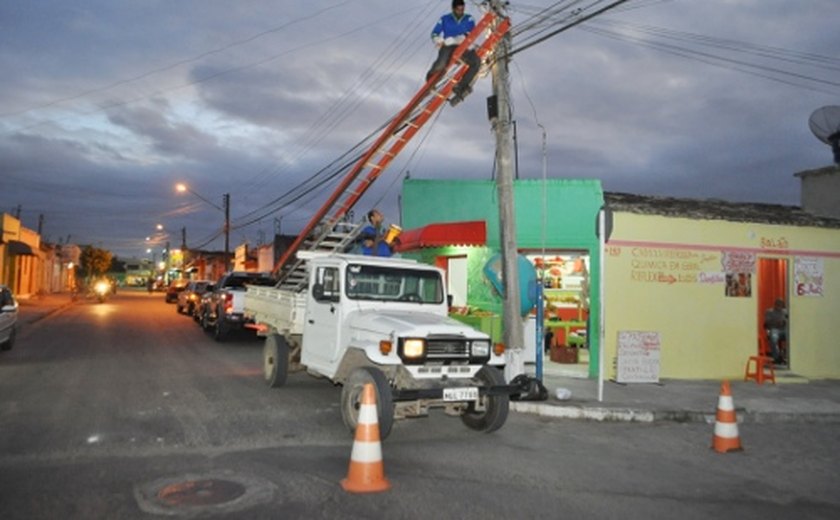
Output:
[360, 209, 394, 257]
[426, 0, 480, 106]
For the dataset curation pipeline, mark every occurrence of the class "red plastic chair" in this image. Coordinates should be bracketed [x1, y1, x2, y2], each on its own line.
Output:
[744, 334, 776, 384]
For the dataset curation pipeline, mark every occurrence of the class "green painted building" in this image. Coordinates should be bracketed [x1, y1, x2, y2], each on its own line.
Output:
[400, 178, 605, 378]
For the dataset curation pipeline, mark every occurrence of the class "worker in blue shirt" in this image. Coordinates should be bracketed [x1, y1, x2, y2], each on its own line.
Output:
[359, 209, 394, 257]
[426, 0, 480, 106]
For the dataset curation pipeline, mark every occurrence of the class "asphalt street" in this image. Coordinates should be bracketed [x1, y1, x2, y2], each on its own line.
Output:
[2, 290, 838, 519]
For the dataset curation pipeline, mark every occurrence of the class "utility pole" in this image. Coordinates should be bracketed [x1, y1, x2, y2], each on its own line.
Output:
[223, 193, 231, 272]
[489, 0, 525, 381]
[37, 214, 44, 235]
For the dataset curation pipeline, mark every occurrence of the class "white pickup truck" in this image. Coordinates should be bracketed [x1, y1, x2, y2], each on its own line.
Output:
[201, 271, 275, 341]
[244, 252, 519, 439]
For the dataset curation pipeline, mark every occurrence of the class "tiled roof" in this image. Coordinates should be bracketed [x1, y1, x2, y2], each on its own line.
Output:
[604, 192, 840, 229]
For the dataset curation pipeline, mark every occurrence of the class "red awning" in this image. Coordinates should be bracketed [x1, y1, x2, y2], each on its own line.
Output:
[394, 221, 486, 252]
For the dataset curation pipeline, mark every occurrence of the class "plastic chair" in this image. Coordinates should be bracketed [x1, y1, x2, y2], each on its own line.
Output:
[744, 334, 776, 384]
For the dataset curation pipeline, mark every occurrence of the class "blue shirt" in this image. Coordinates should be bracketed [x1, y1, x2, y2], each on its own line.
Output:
[431, 12, 475, 41]
[359, 224, 393, 257]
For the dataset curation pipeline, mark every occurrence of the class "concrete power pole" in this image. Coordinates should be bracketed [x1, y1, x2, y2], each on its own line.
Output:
[223, 193, 231, 272]
[489, 0, 525, 381]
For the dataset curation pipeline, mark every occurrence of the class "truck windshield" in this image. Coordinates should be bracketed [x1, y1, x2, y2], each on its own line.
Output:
[345, 264, 444, 304]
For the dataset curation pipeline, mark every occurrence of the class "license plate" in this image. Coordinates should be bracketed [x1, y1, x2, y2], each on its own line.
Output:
[443, 387, 479, 402]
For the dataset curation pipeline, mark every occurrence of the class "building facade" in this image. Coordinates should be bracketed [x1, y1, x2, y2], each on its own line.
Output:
[400, 179, 840, 380]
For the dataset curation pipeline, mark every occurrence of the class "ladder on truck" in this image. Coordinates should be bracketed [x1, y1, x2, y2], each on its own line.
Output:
[273, 11, 511, 292]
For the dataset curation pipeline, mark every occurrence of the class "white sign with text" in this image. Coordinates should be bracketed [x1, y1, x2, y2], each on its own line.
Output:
[616, 330, 661, 383]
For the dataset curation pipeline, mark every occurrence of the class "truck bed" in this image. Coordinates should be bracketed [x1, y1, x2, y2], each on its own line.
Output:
[244, 286, 306, 336]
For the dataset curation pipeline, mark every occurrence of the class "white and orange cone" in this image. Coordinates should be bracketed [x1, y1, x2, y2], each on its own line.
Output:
[341, 383, 391, 493]
[712, 380, 743, 453]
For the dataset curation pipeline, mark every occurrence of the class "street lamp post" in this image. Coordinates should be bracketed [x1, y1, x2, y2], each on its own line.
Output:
[176, 183, 231, 272]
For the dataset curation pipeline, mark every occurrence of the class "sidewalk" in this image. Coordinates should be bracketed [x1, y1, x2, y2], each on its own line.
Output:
[513, 362, 840, 424]
[16, 292, 75, 327]
[15, 295, 840, 425]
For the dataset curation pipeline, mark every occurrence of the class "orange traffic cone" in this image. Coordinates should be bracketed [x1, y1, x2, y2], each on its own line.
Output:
[712, 380, 743, 453]
[341, 383, 391, 493]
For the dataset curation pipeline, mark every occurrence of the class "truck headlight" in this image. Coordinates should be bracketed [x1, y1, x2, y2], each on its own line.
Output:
[401, 338, 426, 359]
[471, 340, 490, 357]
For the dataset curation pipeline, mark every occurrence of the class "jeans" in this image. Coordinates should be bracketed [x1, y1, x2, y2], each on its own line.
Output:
[766, 328, 786, 360]
[426, 45, 480, 94]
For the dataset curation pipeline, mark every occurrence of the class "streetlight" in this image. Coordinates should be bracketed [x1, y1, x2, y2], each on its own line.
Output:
[176, 183, 231, 271]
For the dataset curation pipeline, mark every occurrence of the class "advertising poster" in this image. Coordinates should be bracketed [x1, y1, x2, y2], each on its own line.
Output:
[722, 251, 755, 297]
[795, 256, 824, 297]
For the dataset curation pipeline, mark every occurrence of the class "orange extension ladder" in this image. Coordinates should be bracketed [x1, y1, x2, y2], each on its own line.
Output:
[272, 11, 511, 291]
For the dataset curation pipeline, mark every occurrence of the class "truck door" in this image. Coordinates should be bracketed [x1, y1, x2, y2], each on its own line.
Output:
[302, 266, 342, 372]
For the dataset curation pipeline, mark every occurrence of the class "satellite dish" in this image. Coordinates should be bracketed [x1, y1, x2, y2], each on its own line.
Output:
[808, 106, 840, 164]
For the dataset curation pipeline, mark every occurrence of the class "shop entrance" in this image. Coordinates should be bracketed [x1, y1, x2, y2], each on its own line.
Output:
[757, 258, 789, 366]
[525, 251, 590, 377]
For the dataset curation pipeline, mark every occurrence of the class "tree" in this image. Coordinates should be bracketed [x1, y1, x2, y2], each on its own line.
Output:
[80, 246, 113, 280]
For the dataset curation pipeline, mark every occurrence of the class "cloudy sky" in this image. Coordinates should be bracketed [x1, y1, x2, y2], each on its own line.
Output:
[1, 0, 838, 259]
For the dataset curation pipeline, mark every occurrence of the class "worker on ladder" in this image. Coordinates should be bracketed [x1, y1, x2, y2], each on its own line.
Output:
[426, 0, 480, 106]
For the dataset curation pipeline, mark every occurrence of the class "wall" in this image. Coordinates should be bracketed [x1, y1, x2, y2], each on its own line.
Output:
[605, 212, 840, 379]
[797, 166, 840, 219]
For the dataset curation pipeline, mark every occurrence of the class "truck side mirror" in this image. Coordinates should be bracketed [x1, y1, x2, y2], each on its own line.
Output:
[312, 283, 325, 300]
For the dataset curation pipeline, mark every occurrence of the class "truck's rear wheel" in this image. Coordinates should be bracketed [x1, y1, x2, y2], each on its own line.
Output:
[263, 334, 289, 388]
[341, 367, 394, 440]
[460, 366, 509, 433]
[213, 307, 229, 342]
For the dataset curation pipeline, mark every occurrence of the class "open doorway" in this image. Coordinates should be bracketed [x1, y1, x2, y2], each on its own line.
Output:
[757, 258, 788, 366]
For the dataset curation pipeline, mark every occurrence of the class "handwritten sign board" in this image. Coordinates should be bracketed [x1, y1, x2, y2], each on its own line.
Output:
[616, 331, 661, 383]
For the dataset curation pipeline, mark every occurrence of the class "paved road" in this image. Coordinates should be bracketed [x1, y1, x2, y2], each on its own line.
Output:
[1, 291, 838, 519]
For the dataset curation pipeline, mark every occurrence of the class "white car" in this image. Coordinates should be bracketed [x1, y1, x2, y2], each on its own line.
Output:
[0, 285, 18, 351]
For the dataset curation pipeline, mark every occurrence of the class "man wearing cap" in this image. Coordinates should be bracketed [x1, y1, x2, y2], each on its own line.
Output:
[426, 0, 480, 106]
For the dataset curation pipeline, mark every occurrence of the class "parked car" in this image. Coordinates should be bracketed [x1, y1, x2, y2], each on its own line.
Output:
[164, 279, 190, 303]
[176, 280, 213, 316]
[0, 285, 19, 351]
[201, 272, 275, 341]
[195, 286, 216, 325]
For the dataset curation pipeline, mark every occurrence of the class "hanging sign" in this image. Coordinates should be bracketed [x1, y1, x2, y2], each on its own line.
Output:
[616, 330, 661, 383]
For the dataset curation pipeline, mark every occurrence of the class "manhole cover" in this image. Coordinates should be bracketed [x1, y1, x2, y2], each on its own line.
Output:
[135, 471, 277, 517]
[158, 478, 247, 507]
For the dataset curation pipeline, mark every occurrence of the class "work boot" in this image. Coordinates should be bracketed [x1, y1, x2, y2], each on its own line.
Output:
[449, 85, 471, 107]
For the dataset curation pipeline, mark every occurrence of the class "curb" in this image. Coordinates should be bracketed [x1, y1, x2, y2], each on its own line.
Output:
[511, 402, 840, 424]
[18, 302, 73, 327]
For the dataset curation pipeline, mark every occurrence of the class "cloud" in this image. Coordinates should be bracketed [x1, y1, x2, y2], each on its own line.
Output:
[1, 0, 837, 257]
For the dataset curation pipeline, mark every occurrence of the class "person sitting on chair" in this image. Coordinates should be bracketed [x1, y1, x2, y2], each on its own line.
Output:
[764, 298, 787, 364]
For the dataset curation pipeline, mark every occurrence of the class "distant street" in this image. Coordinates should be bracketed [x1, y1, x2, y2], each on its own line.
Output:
[1, 290, 838, 519]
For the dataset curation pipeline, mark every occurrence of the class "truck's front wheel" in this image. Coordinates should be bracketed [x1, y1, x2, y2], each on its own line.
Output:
[460, 366, 509, 433]
[341, 367, 394, 440]
[263, 334, 289, 388]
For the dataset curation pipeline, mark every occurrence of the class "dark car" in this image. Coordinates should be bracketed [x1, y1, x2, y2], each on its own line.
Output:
[176, 280, 213, 316]
[164, 279, 190, 303]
